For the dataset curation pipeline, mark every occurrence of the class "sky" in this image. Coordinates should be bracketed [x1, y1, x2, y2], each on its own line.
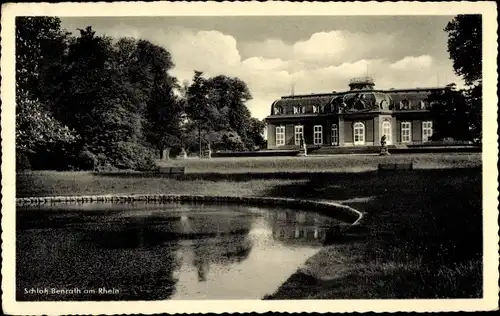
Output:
[60, 16, 463, 119]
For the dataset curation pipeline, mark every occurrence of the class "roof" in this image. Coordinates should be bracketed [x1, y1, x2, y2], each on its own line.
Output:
[270, 86, 444, 115]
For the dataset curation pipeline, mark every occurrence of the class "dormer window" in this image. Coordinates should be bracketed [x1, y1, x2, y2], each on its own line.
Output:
[419, 101, 426, 110]
[313, 105, 319, 113]
[300, 106, 305, 114]
[293, 105, 305, 114]
[274, 105, 283, 115]
[399, 99, 410, 110]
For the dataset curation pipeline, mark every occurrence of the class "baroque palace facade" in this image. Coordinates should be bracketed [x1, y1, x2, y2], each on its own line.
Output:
[265, 77, 441, 149]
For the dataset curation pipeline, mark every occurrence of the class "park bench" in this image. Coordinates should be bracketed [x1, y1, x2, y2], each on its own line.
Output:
[155, 166, 186, 175]
[377, 162, 413, 171]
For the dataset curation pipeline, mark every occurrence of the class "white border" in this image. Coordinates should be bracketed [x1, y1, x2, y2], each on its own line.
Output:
[1, 1, 498, 314]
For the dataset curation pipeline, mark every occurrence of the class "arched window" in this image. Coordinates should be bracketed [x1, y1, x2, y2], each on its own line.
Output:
[331, 124, 338, 145]
[353, 122, 365, 145]
[382, 121, 392, 145]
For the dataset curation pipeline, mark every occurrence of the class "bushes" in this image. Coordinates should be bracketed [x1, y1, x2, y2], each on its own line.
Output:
[104, 141, 156, 171]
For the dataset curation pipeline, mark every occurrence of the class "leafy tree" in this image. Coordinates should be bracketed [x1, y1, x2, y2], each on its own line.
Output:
[134, 40, 184, 159]
[206, 75, 253, 148]
[53, 27, 156, 169]
[185, 71, 226, 155]
[246, 118, 267, 150]
[16, 90, 79, 170]
[428, 84, 471, 141]
[445, 15, 482, 86]
[15, 17, 70, 106]
[444, 15, 482, 142]
[15, 17, 78, 170]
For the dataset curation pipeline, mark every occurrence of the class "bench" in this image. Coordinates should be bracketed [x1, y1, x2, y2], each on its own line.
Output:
[155, 166, 186, 175]
[378, 163, 413, 171]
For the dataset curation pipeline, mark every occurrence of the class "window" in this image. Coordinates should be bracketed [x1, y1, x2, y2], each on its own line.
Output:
[399, 99, 410, 110]
[273, 105, 282, 115]
[422, 121, 433, 142]
[300, 106, 305, 114]
[401, 121, 412, 143]
[313, 105, 319, 113]
[276, 125, 285, 146]
[331, 124, 338, 145]
[294, 125, 304, 145]
[330, 103, 337, 113]
[313, 125, 323, 145]
[353, 122, 365, 145]
[382, 121, 392, 145]
[293, 106, 298, 114]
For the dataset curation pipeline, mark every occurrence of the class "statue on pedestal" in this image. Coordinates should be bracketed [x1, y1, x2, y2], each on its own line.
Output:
[180, 148, 188, 159]
[204, 142, 212, 159]
[380, 135, 390, 156]
[299, 136, 307, 156]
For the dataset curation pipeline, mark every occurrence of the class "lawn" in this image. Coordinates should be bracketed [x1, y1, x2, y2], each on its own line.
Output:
[159, 153, 482, 173]
[15, 153, 483, 299]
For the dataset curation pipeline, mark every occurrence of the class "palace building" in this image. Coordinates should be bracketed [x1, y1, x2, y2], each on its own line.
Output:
[265, 77, 442, 149]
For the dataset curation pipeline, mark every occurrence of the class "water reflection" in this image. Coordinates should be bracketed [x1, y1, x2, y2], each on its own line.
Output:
[16, 203, 344, 300]
[268, 209, 343, 246]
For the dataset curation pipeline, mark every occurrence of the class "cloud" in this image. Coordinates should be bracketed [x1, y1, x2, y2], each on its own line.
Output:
[64, 22, 463, 120]
[239, 38, 293, 60]
[390, 55, 433, 70]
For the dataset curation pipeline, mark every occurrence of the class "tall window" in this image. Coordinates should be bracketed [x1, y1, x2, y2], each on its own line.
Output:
[294, 125, 304, 145]
[401, 121, 412, 143]
[313, 125, 323, 145]
[382, 121, 392, 145]
[313, 105, 319, 113]
[331, 124, 338, 145]
[293, 106, 299, 114]
[422, 121, 433, 142]
[353, 122, 365, 145]
[276, 125, 285, 146]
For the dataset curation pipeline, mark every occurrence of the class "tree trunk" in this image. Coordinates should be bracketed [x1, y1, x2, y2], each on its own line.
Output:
[198, 123, 202, 158]
[159, 144, 164, 160]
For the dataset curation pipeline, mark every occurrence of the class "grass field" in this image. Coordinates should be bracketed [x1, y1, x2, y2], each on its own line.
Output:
[16, 153, 483, 299]
[159, 153, 482, 173]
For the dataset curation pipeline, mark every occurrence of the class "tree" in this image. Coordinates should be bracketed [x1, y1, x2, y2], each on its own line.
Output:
[205, 75, 253, 149]
[53, 27, 157, 170]
[246, 118, 267, 150]
[16, 90, 79, 170]
[428, 84, 471, 141]
[185, 71, 226, 155]
[15, 17, 70, 106]
[130, 39, 184, 159]
[444, 15, 482, 86]
[444, 15, 482, 142]
[15, 17, 78, 170]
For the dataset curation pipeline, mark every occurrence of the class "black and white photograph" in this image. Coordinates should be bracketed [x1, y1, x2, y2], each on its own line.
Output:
[1, 1, 498, 314]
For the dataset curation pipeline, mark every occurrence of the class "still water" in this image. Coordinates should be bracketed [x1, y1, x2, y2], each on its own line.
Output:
[17, 202, 345, 300]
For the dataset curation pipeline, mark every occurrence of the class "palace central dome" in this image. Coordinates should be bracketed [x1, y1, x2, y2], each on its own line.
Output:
[334, 77, 392, 111]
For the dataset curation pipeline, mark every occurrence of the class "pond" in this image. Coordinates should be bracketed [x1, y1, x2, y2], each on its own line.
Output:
[16, 202, 347, 300]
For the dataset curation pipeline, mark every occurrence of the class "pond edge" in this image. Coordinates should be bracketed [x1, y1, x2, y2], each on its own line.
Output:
[16, 194, 363, 226]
